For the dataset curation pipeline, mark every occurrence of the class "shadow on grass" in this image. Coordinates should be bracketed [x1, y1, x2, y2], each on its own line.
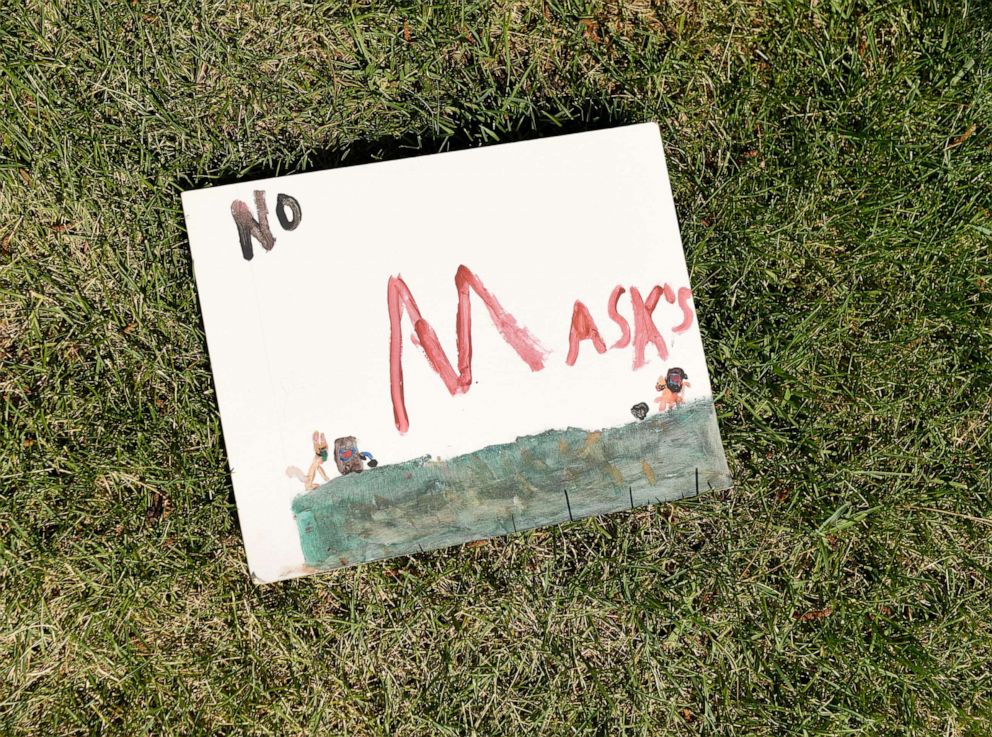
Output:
[179, 102, 637, 191]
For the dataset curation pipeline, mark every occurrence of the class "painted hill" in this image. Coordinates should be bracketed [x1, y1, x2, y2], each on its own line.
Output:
[292, 399, 731, 570]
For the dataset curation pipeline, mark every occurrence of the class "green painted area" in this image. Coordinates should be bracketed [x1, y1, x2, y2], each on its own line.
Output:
[292, 399, 731, 569]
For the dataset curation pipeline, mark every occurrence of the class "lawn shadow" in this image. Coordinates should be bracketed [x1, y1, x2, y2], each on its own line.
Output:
[179, 103, 638, 191]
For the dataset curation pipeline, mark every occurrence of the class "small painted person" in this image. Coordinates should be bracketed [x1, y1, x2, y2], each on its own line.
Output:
[655, 367, 690, 412]
[333, 436, 377, 475]
[304, 431, 331, 490]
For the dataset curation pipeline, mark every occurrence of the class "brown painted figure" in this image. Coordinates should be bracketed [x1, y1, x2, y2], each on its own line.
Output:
[655, 367, 690, 412]
[304, 431, 330, 490]
[333, 436, 377, 475]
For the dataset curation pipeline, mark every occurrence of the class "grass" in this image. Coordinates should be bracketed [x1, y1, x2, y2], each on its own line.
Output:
[1, 0, 990, 734]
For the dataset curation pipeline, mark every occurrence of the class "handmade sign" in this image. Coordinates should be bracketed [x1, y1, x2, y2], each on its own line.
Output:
[181, 123, 731, 583]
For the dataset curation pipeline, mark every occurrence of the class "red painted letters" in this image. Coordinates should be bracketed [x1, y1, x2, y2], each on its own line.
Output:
[629, 286, 670, 369]
[388, 266, 548, 432]
[607, 286, 631, 349]
[387, 268, 696, 431]
[673, 287, 694, 333]
[566, 301, 607, 366]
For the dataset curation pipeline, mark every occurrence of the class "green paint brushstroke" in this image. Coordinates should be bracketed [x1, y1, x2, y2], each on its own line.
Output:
[292, 399, 731, 569]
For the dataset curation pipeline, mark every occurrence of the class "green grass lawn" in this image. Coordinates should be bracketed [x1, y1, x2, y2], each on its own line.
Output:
[1, 1, 990, 734]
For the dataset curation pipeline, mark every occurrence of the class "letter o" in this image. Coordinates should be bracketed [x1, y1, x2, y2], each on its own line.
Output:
[275, 193, 302, 231]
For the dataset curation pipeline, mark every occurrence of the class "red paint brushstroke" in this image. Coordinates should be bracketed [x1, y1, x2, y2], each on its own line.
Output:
[629, 286, 670, 369]
[607, 286, 631, 349]
[673, 287, 694, 333]
[566, 300, 608, 366]
[388, 265, 548, 433]
[643, 283, 676, 312]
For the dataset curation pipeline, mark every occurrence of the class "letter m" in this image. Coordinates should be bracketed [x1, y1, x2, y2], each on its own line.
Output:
[388, 265, 548, 432]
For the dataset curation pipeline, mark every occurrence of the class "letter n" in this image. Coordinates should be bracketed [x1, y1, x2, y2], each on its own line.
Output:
[231, 190, 275, 261]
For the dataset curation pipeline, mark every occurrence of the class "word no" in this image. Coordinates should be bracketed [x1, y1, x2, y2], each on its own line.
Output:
[230, 190, 302, 260]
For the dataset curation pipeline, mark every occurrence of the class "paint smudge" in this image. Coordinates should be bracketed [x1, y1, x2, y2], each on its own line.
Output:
[641, 460, 657, 485]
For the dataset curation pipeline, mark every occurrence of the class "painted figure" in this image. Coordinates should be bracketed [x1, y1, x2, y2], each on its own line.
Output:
[304, 431, 331, 490]
[333, 436, 377, 475]
[655, 367, 690, 412]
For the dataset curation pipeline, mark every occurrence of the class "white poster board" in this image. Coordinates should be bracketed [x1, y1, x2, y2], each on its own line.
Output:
[182, 123, 730, 583]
